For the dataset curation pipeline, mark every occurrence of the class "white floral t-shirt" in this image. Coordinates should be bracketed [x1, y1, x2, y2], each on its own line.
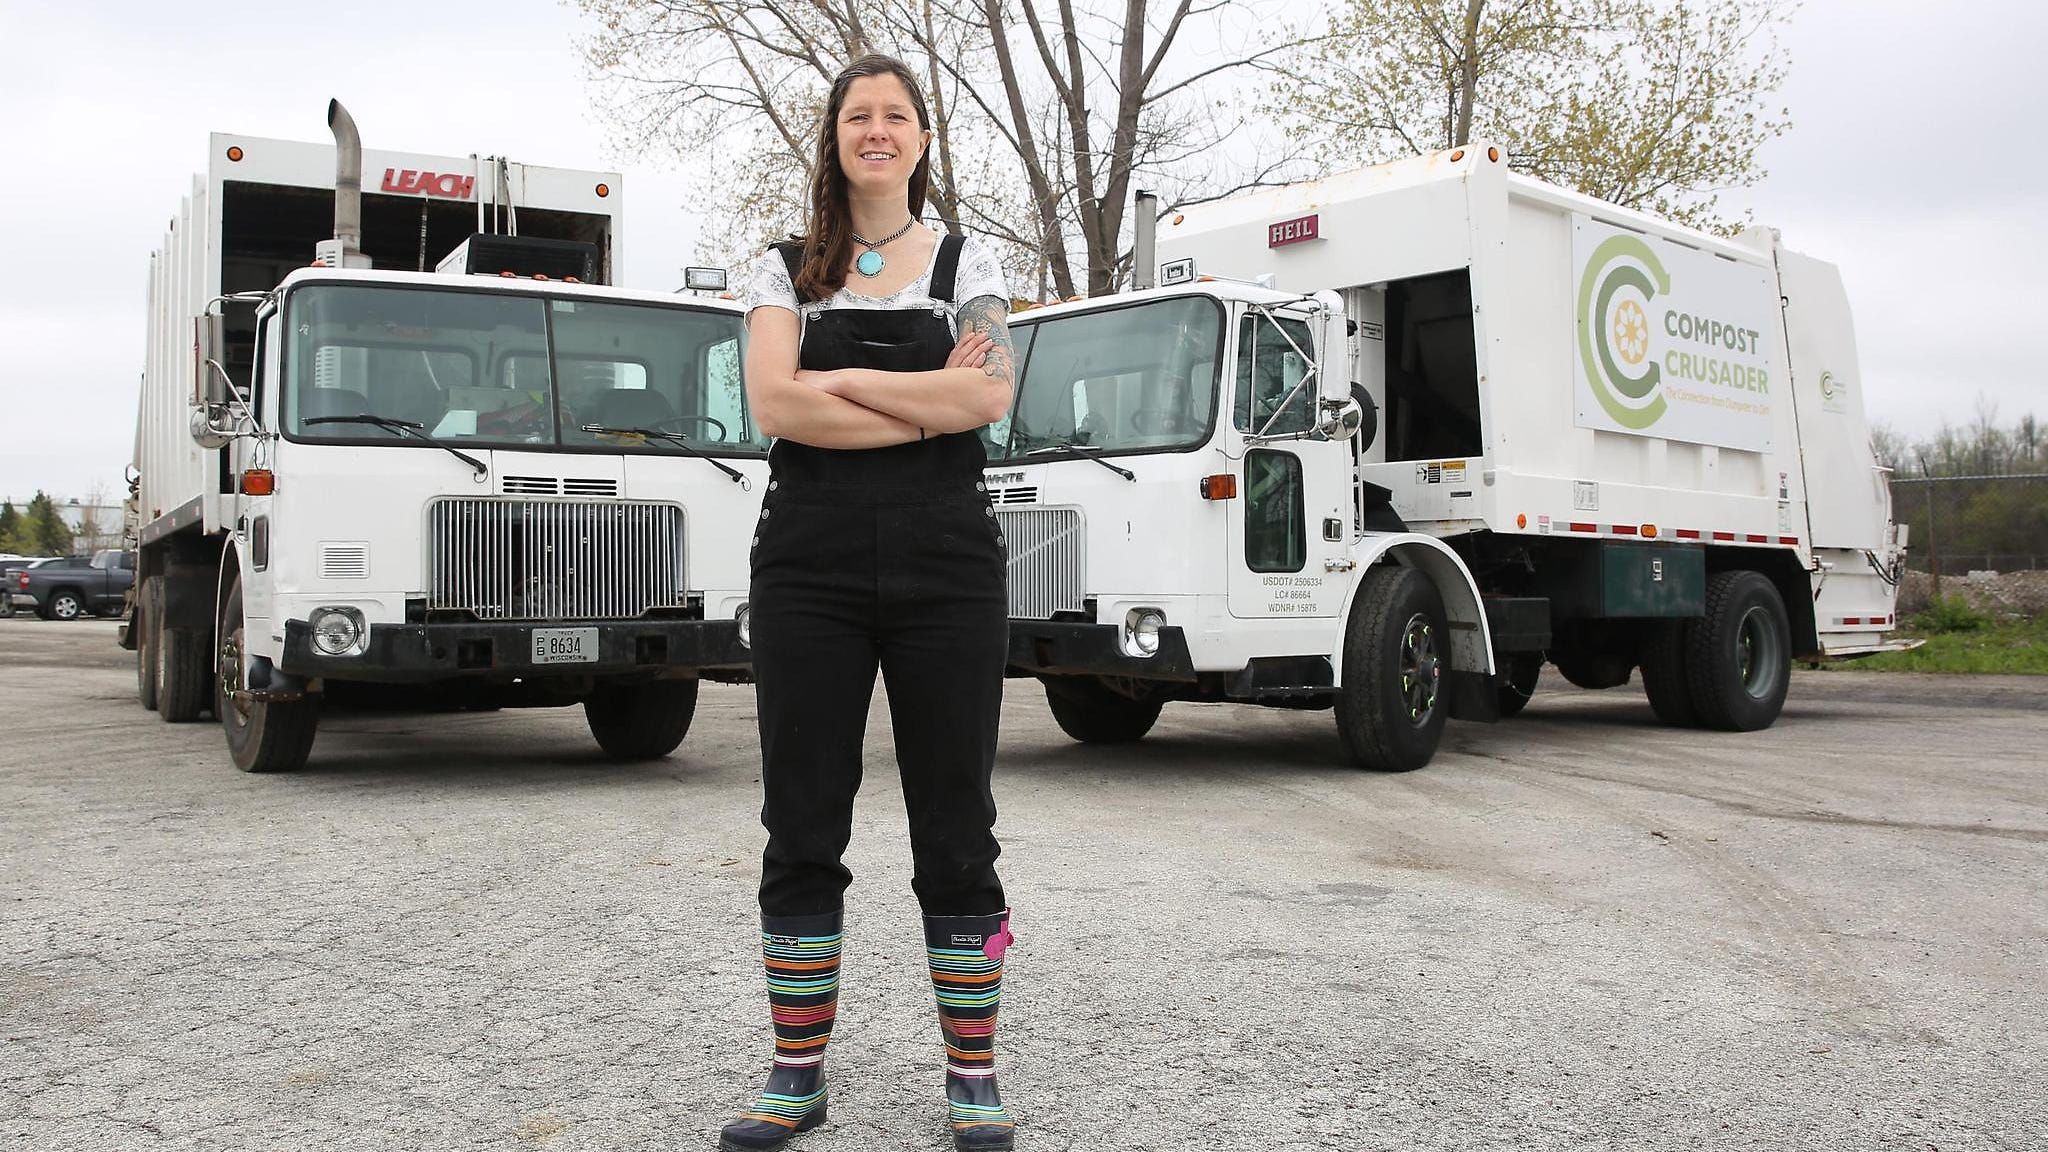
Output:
[740, 231, 1008, 338]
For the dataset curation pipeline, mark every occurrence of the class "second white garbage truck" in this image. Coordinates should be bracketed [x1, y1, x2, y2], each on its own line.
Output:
[129, 103, 766, 772]
[983, 144, 1909, 771]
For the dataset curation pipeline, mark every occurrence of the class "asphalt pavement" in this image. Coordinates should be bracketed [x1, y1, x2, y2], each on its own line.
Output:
[2, 617, 2043, 1150]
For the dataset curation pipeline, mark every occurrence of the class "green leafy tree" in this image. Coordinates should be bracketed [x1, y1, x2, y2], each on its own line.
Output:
[25, 492, 74, 557]
[1270, 0, 1794, 232]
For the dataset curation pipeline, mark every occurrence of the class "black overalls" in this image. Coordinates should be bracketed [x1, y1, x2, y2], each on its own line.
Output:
[749, 235, 1009, 919]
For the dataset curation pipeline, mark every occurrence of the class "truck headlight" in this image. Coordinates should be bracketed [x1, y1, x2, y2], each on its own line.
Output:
[309, 607, 368, 657]
[1123, 608, 1166, 658]
[736, 603, 751, 649]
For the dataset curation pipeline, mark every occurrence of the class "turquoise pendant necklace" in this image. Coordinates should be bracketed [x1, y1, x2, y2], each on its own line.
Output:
[851, 218, 917, 278]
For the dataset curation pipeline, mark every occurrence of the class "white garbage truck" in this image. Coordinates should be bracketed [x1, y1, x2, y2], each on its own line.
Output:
[129, 102, 766, 772]
[985, 144, 1908, 770]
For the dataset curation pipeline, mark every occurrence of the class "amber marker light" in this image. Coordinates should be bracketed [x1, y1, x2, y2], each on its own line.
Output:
[1516, 513, 1527, 529]
[241, 469, 276, 496]
[226, 146, 245, 162]
[1487, 147, 1500, 163]
[595, 183, 611, 197]
[1171, 214, 1185, 225]
[1450, 149, 1465, 162]
[1201, 474, 1237, 500]
[1642, 524, 1660, 538]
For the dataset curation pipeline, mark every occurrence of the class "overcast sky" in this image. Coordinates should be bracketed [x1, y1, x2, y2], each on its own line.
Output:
[1, 0, 2042, 509]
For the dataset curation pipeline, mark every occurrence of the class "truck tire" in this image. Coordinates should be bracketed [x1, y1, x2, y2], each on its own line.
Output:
[217, 574, 320, 772]
[1495, 652, 1542, 718]
[158, 623, 213, 723]
[1685, 571, 1791, 732]
[1043, 676, 1163, 744]
[45, 589, 87, 621]
[1334, 566, 1448, 772]
[1638, 619, 1699, 727]
[136, 577, 163, 712]
[584, 678, 699, 761]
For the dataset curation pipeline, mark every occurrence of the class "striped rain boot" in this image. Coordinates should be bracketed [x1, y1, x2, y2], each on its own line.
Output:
[719, 912, 841, 1151]
[924, 910, 1016, 1151]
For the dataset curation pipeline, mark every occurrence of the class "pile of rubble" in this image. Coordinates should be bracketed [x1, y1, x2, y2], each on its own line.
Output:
[1895, 569, 2048, 620]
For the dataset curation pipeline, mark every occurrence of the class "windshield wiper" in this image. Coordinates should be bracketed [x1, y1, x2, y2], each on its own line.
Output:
[581, 424, 747, 486]
[304, 414, 488, 477]
[1024, 441, 1136, 481]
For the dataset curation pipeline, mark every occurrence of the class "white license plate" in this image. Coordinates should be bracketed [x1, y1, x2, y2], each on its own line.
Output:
[531, 627, 600, 664]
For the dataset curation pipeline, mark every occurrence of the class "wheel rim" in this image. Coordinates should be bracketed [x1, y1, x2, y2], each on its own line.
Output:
[1399, 612, 1441, 725]
[54, 596, 80, 619]
[218, 619, 249, 725]
[1736, 605, 1784, 700]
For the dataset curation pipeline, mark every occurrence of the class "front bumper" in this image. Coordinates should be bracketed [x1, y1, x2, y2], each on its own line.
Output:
[281, 617, 750, 684]
[1005, 620, 1197, 682]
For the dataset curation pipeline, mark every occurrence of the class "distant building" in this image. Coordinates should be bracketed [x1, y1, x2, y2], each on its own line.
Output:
[0, 495, 124, 555]
[60, 499, 124, 554]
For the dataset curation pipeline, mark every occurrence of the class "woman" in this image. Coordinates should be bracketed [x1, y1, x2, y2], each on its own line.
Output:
[720, 54, 1019, 1152]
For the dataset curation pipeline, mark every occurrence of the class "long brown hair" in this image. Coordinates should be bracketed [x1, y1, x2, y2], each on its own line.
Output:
[793, 54, 933, 302]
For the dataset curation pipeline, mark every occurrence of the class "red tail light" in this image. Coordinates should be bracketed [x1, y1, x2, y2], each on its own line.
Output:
[15, 572, 26, 590]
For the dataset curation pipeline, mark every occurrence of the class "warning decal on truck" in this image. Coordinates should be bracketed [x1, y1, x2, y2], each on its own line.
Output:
[1572, 216, 1776, 453]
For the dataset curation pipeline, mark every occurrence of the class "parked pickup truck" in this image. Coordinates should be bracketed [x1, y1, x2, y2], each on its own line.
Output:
[2, 557, 61, 617]
[16, 551, 135, 620]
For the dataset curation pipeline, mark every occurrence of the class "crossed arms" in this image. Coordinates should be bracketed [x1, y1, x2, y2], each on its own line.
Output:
[743, 295, 1016, 449]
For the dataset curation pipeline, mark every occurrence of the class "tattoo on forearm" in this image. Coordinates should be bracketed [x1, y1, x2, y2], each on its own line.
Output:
[958, 295, 1016, 383]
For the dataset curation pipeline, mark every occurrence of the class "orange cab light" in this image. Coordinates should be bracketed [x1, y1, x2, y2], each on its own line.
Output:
[1450, 148, 1465, 162]
[1487, 146, 1500, 163]
[532, 273, 550, 280]
[564, 276, 581, 284]
[240, 469, 276, 496]
[1200, 474, 1237, 500]
[595, 183, 611, 198]
[226, 146, 245, 162]
[499, 271, 517, 277]
[1171, 213, 1185, 225]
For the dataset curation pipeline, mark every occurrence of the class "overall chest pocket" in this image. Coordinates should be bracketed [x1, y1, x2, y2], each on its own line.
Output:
[802, 307, 953, 373]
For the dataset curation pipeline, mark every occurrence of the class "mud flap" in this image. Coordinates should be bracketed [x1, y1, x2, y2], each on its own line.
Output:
[1444, 669, 1500, 723]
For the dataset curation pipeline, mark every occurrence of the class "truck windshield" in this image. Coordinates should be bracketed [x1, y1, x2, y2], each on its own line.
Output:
[992, 296, 1222, 461]
[283, 284, 762, 454]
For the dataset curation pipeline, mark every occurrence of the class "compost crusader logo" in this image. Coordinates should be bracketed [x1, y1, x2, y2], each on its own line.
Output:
[1573, 218, 1774, 453]
[1577, 233, 1671, 429]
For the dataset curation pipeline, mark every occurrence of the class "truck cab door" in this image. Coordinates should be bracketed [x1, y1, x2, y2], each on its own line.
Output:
[1224, 306, 1350, 620]
[232, 311, 282, 622]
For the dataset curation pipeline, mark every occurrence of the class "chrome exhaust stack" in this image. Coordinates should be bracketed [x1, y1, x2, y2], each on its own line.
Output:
[318, 99, 371, 268]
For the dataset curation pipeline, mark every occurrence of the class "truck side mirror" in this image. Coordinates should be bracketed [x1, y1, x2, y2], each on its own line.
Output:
[1311, 290, 1350, 405]
[193, 314, 226, 405]
[189, 405, 236, 450]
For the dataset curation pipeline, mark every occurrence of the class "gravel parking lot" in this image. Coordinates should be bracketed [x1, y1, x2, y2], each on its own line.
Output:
[3, 617, 2044, 1151]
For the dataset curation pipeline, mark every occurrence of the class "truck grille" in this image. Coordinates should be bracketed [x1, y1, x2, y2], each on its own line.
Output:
[426, 498, 684, 621]
[996, 507, 1085, 620]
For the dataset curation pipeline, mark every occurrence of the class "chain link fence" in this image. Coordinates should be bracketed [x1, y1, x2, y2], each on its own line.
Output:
[1888, 474, 2048, 619]
[1889, 474, 2048, 575]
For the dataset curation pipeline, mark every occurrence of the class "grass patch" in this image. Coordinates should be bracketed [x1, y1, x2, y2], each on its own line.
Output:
[1841, 613, 2048, 675]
